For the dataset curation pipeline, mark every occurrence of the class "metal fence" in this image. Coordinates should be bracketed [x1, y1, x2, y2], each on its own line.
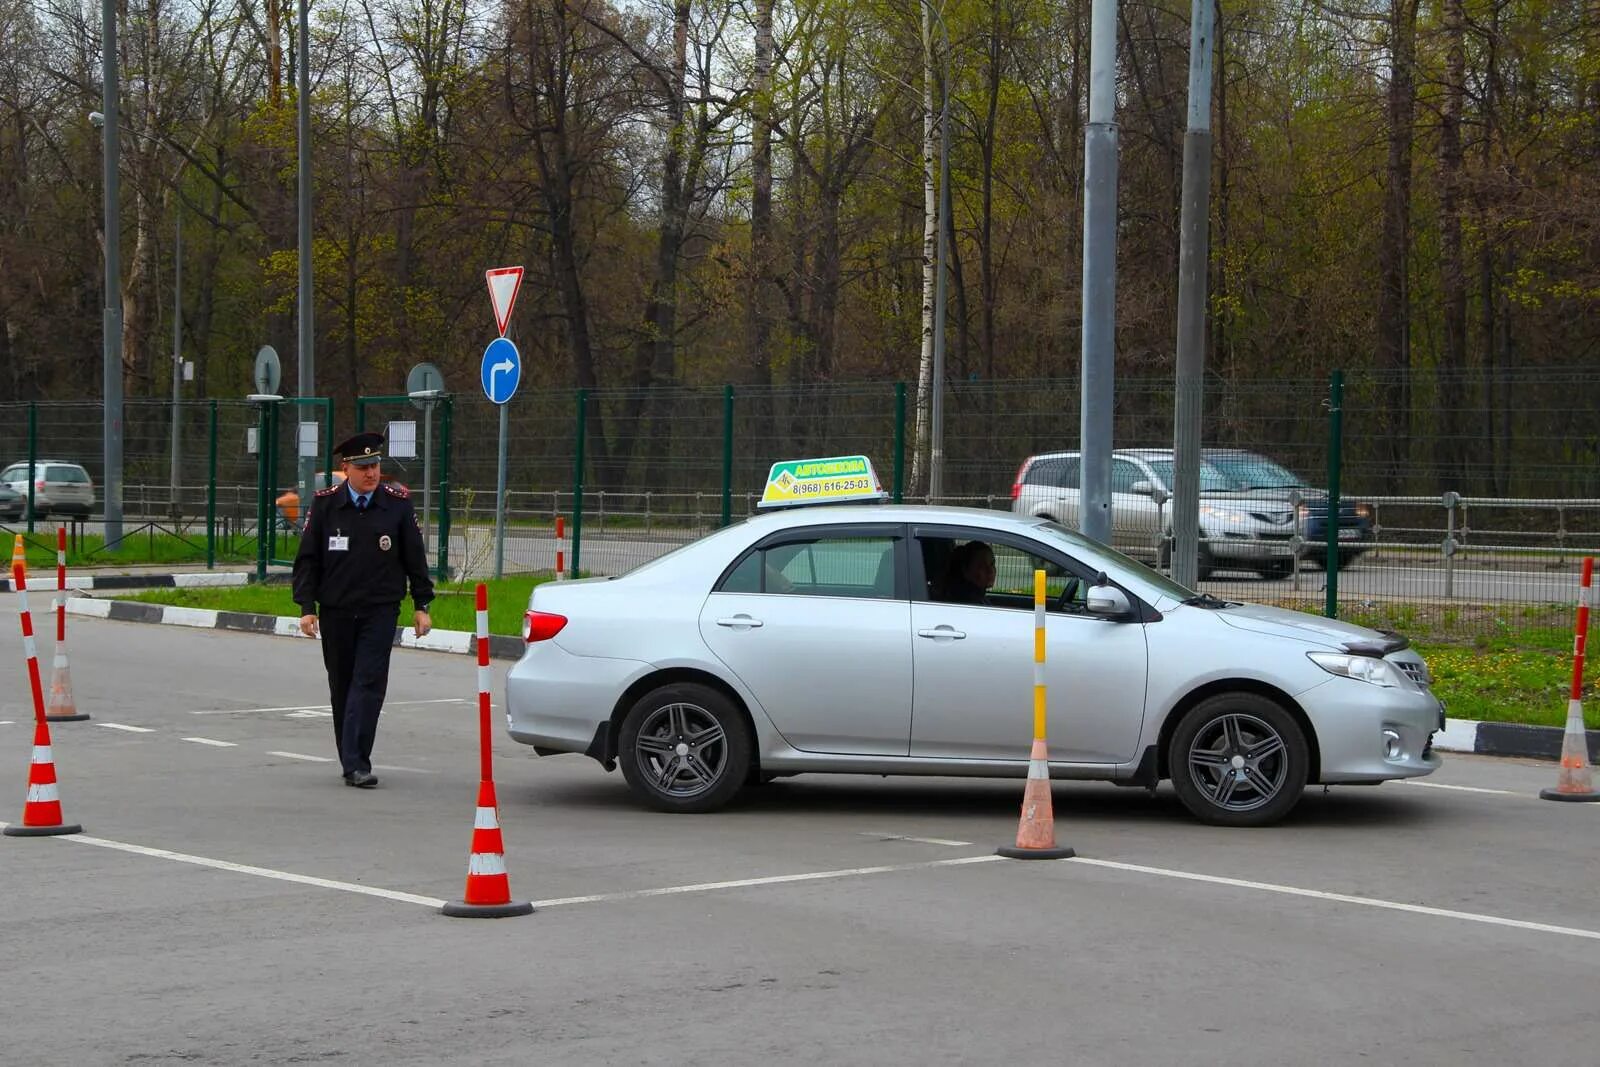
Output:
[2, 369, 1597, 639]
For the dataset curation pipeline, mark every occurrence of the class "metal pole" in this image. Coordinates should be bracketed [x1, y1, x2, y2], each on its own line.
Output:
[721, 385, 734, 527]
[422, 401, 433, 551]
[1325, 370, 1344, 617]
[893, 382, 906, 503]
[296, 0, 315, 521]
[255, 404, 269, 583]
[493, 403, 508, 579]
[929, 10, 951, 502]
[1079, 0, 1120, 545]
[170, 203, 182, 519]
[437, 395, 452, 580]
[1170, 0, 1215, 589]
[26, 402, 36, 533]
[101, 0, 124, 550]
[206, 400, 217, 568]
[571, 390, 587, 579]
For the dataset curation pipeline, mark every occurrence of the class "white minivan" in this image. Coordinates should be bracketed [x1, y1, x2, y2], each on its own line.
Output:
[0, 461, 96, 519]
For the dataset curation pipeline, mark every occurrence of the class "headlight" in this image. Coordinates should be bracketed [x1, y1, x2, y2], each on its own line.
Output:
[1354, 502, 1374, 520]
[1200, 505, 1251, 524]
[1307, 652, 1406, 688]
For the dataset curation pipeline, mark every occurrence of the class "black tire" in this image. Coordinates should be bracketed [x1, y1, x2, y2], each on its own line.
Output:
[1160, 539, 1215, 582]
[1168, 692, 1309, 827]
[618, 682, 752, 813]
[1255, 558, 1294, 581]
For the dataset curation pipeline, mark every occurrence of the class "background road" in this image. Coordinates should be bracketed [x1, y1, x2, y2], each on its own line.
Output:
[1, 605, 1597, 1064]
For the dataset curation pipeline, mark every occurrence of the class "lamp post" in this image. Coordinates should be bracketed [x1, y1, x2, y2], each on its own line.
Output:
[296, 0, 316, 519]
[99, 0, 123, 549]
[922, 0, 952, 502]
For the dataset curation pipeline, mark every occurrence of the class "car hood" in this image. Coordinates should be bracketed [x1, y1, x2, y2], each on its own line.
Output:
[1198, 487, 1314, 508]
[1213, 601, 1391, 650]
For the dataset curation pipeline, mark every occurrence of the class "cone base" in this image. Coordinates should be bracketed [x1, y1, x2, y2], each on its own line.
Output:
[1539, 788, 1600, 803]
[45, 713, 90, 723]
[995, 845, 1075, 860]
[441, 900, 534, 918]
[4, 822, 82, 837]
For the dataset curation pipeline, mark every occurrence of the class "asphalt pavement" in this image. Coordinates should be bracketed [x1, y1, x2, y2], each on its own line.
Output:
[1, 605, 1597, 1064]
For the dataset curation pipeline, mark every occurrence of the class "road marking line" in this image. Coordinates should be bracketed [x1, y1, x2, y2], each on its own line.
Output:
[191, 698, 469, 716]
[0, 824, 446, 908]
[859, 832, 973, 847]
[181, 737, 237, 748]
[372, 764, 440, 775]
[1396, 780, 1523, 797]
[529, 855, 1006, 908]
[268, 751, 334, 763]
[1066, 857, 1600, 942]
[96, 723, 154, 733]
[0, 721, 13, 726]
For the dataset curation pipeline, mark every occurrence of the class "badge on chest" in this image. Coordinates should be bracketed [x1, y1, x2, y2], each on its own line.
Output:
[379, 535, 392, 551]
[328, 535, 350, 552]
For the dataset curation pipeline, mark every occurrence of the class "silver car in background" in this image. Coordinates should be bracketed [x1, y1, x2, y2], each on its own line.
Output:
[505, 505, 1442, 826]
[0, 460, 96, 519]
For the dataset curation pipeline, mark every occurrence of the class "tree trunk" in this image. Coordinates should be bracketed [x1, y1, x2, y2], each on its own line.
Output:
[1375, 0, 1419, 490]
[912, 6, 936, 496]
[1435, 0, 1467, 489]
[745, 0, 775, 447]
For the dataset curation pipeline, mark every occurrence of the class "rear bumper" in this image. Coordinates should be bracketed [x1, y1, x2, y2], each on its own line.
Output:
[504, 640, 649, 755]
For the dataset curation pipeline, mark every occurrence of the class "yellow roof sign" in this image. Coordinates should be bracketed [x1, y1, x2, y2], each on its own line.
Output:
[758, 455, 887, 509]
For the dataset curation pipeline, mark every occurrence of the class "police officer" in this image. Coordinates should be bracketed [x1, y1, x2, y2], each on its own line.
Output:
[293, 432, 434, 788]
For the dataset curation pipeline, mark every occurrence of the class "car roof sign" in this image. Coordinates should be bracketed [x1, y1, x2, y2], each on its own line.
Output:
[758, 455, 887, 509]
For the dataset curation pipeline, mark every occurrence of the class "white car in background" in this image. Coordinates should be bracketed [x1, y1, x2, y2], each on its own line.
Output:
[0, 460, 96, 519]
[504, 503, 1442, 826]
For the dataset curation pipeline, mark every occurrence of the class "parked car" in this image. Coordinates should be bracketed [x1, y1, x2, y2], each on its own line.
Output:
[0, 482, 23, 522]
[1010, 448, 1374, 579]
[504, 503, 1442, 826]
[0, 461, 96, 519]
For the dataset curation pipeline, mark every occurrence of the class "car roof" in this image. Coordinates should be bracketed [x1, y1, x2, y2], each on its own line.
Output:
[746, 503, 1047, 530]
[1023, 447, 1267, 462]
[4, 460, 88, 470]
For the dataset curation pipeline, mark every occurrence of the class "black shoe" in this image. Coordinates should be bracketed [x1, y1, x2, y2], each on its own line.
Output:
[346, 770, 378, 789]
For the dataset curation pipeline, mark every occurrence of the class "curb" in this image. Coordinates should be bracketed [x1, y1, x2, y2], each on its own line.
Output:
[1433, 717, 1600, 763]
[66, 598, 526, 661]
[0, 572, 251, 593]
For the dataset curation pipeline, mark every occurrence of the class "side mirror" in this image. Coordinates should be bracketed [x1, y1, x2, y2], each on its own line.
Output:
[1129, 480, 1170, 506]
[1086, 581, 1131, 617]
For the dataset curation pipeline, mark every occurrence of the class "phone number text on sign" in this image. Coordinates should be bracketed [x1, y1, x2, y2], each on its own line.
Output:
[793, 477, 873, 496]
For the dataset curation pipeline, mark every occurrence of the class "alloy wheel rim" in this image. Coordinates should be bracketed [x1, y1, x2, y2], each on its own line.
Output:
[1187, 712, 1289, 812]
[635, 702, 729, 798]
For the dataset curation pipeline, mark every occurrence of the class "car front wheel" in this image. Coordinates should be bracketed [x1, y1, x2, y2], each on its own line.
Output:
[618, 683, 752, 813]
[1169, 693, 1309, 826]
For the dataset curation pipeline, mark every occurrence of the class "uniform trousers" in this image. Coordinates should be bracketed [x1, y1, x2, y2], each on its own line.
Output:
[318, 607, 400, 776]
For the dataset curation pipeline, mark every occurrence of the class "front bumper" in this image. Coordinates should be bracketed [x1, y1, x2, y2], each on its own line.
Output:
[1300, 675, 1444, 783]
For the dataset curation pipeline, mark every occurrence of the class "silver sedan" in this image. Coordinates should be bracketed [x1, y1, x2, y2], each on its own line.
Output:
[505, 505, 1443, 826]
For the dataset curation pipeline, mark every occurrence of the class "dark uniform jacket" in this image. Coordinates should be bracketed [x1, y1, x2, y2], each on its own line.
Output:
[293, 482, 435, 616]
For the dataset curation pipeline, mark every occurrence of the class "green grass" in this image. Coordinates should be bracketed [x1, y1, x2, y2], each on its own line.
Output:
[123, 574, 553, 635]
[8, 530, 259, 569]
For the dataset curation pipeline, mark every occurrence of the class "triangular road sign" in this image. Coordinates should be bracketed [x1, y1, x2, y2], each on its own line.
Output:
[485, 266, 524, 337]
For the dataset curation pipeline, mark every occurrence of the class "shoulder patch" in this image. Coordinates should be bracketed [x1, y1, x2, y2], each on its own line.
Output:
[381, 482, 410, 500]
[315, 485, 340, 497]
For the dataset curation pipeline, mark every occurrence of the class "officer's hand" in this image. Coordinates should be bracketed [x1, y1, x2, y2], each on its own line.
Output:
[414, 610, 432, 637]
[299, 614, 319, 638]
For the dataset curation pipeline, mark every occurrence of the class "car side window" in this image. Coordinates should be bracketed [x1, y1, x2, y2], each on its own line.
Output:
[919, 535, 1088, 614]
[1111, 459, 1145, 494]
[716, 536, 900, 600]
[0, 465, 23, 482]
[1056, 458, 1080, 489]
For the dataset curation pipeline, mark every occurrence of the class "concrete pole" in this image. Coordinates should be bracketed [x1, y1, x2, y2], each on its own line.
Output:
[1079, 0, 1119, 545]
[296, 0, 316, 510]
[170, 204, 182, 518]
[1171, 0, 1215, 588]
[928, 5, 951, 503]
[101, 0, 124, 547]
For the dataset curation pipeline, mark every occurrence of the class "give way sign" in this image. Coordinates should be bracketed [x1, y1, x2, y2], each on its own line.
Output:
[485, 266, 524, 337]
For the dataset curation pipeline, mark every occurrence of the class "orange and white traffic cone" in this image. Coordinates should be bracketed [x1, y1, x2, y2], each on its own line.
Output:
[4, 721, 82, 837]
[441, 779, 532, 917]
[6, 535, 82, 837]
[1542, 557, 1599, 803]
[47, 525, 88, 722]
[442, 583, 533, 917]
[997, 569, 1075, 860]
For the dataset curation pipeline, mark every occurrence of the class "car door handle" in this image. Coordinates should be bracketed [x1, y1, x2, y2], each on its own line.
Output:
[716, 616, 764, 629]
[917, 627, 967, 640]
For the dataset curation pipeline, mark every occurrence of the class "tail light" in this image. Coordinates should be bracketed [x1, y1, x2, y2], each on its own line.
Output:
[36, 480, 46, 490]
[523, 610, 568, 642]
[1010, 460, 1031, 500]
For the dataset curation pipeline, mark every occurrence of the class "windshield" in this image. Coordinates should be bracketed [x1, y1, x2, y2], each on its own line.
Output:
[1199, 453, 1307, 491]
[1032, 520, 1197, 601]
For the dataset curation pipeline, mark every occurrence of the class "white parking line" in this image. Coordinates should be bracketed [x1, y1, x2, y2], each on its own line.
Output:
[0, 721, 13, 726]
[859, 832, 973, 847]
[1066, 856, 1600, 942]
[267, 751, 334, 763]
[1396, 780, 1523, 797]
[181, 737, 237, 748]
[190, 698, 470, 716]
[96, 723, 154, 733]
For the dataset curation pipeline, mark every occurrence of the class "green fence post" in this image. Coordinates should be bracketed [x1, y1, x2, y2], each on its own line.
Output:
[26, 401, 36, 533]
[572, 389, 587, 578]
[1325, 369, 1344, 618]
[206, 400, 217, 568]
[893, 382, 906, 503]
[322, 398, 335, 489]
[354, 398, 366, 433]
[721, 385, 734, 527]
[436, 394, 453, 580]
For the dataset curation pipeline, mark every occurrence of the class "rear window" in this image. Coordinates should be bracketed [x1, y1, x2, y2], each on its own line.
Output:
[47, 466, 90, 484]
[1024, 457, 1078, 489]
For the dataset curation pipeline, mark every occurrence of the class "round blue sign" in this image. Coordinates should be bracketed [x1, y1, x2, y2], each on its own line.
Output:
[480, 337, 521, 405]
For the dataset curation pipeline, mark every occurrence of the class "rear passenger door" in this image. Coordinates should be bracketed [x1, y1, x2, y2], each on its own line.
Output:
[699, 524, 914, 755]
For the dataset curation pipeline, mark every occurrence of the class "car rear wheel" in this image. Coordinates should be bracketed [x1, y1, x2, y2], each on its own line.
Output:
[1159, 539, 1214, 582]
[1168, 693, 1308, 826]
[618, 683, 752, 813]
[1255, 559, 1294, 581]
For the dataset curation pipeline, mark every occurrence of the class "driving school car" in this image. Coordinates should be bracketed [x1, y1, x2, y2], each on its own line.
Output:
[505, 457, 1442, 826]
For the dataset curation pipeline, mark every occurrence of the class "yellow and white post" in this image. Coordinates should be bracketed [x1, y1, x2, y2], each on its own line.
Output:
[997, 569, 1076, 859]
